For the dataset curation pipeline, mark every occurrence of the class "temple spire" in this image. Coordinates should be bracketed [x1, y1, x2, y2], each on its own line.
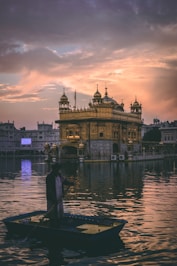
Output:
[74, 90, 76, 109]
[105, 87, 108, 96]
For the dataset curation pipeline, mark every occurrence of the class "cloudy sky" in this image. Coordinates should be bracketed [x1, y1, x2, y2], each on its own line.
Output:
[1, 0, 177, 129]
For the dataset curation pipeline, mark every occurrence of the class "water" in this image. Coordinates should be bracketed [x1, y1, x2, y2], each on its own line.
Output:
[0, 157, 177, 265]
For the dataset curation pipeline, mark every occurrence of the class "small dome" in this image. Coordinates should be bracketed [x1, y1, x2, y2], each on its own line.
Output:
[132, 99, 141, 108]
[92, 88, 102, 105]
[115, 103, 124, 111]
[59, 90, 70, 110]
[102, 87, 118, 105]
[60, 92, 69, 103]
[93, 89, 102, 99]
[102, 95, 117, 104]
[131, 98, 142, 114]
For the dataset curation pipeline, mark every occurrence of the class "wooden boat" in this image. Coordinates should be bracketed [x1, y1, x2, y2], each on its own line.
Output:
[3, 210, 127, 244]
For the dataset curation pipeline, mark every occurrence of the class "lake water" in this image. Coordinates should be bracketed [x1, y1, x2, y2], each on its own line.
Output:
[0, 157, 177, 265]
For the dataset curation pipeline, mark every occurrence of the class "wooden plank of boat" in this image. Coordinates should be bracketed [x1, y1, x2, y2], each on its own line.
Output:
[3, 210, 127, 243]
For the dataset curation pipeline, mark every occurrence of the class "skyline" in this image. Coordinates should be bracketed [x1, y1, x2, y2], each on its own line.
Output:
[1, 0, 177, 129]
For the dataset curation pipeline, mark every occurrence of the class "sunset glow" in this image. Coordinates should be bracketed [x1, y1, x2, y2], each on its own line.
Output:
[1, 0, 177, 129]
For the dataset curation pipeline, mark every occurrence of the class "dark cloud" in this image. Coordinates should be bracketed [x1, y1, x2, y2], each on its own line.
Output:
[0, 0, 177, 127]
[135, 0, 177, 25]
[0, 84, 20, 96]
[7, 93, 41, 100]
[0, 42, 21, 55]
[0, 0, 177, 75]
[0, 83, 42, 103]
[0, 46, 63, 73]
[151, 67, 177, 106]
[1, 0, 177, 48]
[0, 0, 98, 45]
[163, 58, 177, 68]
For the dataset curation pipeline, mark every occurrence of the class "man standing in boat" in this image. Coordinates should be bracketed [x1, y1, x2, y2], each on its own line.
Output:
[46, 162, 74, 226]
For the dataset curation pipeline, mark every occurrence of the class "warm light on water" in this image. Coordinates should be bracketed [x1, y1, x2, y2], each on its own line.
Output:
[0, 157, 177, 265]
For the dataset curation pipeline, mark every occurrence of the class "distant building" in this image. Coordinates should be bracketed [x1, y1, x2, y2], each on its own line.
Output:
[141, 119, 177, 155]
[0, 121, 59, 155]
[159, 120, 177, 154]
[55, 87, 143, 160]
[160, 120, 177, 143]
[141, 118, 161, 138]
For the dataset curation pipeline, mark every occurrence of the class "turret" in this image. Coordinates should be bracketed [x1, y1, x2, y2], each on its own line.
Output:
[130, 98, 142, 115]
[92, 85, 102, 105]
[59, 89, 70, 111]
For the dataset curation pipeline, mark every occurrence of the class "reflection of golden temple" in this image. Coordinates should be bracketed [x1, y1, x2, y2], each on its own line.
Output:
[55, 87, 142, 161]
[79, 142, 84, 149]
[67, 135, 80, 140]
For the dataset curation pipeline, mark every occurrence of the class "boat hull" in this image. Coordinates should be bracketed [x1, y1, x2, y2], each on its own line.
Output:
[3, 211, 127, 244]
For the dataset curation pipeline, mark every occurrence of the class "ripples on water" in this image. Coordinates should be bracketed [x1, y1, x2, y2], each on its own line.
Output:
[0, 157, 177, 265]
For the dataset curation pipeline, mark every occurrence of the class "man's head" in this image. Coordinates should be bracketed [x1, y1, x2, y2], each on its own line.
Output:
[52, 162, 62, 173]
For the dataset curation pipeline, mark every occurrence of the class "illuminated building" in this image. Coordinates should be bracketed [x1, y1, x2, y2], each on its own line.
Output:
[55, 87, 142, 161]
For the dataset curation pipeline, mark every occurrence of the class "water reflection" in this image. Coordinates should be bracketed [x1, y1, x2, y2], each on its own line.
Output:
[47, 244, 64, 266]
[0, 157, 177, 265]
[21, 159, 32, 180]
[0, 157, 50, 179]
[42, 234, 124, 266]
[64, 162, 144, 203]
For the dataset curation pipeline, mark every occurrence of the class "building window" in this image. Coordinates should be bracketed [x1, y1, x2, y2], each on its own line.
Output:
[99, 132, 104, 137]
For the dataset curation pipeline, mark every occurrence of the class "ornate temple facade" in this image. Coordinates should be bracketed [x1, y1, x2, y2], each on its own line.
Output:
[55, 87, 142, 161]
